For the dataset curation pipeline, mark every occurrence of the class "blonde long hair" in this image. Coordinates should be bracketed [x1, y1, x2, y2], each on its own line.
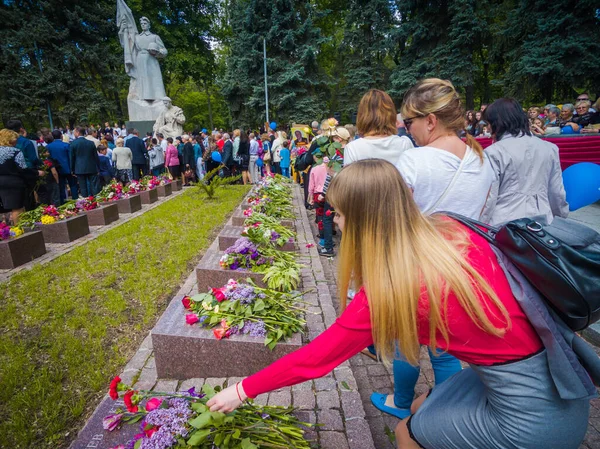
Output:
[327, 160, 510, 364]
[401, 78, 484, 162]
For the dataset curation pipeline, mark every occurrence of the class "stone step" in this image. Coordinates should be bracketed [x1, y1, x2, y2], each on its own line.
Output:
[218, 225, 296, 252]
[152, 293, 303, 378]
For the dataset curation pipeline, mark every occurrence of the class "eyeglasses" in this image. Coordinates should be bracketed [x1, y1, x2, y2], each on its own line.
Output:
[403, 116, 424, 131]
[576, 107, 587, 111]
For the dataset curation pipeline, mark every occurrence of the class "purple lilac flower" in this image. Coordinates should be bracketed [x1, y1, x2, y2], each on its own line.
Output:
[227, 285, 256, 305]
[230, 261, 240, 270]
[242, 320, 267, 338]
[140, 399, 193, 449]
[270, 231, 280, 242]
[198, 315, 208, 326]
[0, 227, 10, 240]
[250, 251, 259, 260]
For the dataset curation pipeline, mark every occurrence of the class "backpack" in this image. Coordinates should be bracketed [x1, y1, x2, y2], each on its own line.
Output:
[294, 149, 313, 172]
[263, 143, 271, 162]
[446, 213, 600, 331]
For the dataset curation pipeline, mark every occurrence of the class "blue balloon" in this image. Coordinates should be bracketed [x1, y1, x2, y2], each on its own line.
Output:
[562, 162, 600, 211]
[256, 158, 264, 167]
[211, 151, 222, 163]
[561, 125, 575, 134]
[269, 122, 277, 131]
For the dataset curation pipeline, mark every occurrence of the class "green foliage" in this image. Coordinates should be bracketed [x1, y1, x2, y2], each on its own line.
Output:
[194, 167, 241, 199]
[0, 186, 249, 448]
[221, 0, 330, 127]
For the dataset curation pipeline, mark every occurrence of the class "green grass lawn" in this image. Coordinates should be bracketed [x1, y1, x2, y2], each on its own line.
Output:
[0, 185, 249, 448]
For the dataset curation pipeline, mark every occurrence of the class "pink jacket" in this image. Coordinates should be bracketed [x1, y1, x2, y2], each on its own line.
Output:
[164, 145, 180, 167]
[309, 164, 328, 196]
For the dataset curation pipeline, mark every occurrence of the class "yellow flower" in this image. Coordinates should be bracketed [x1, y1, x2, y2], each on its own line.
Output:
[303, 127, 311, 134]
[328, 117, 338, 127]
[41, 215, 57, 225]
[202, 302, 213, 311]
[11, 227, 23, 237]
[214, 305, 220, 314]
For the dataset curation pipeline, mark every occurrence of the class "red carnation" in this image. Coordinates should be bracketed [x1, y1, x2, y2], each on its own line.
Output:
[325, 210, 332, 216]
[123, 390, 138, 413]
[181, 296, 192, 310]
[144, 426, 159, 438]
[109, 376, 121, 400]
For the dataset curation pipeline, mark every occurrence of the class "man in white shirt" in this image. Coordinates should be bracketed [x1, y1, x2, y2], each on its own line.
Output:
[158, 133, 168, 152]
[85, 127, 101, 148]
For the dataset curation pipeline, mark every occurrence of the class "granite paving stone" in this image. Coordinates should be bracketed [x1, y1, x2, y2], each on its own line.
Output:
[316, 390, 340, 410]
[153, 379, 178, 392]
[319, 431, 350, 449]
[292, 389, 317, 409]
[316, 409, 344, 431]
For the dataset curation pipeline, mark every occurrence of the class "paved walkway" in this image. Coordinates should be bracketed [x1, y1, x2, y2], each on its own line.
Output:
[0, 189, 185, 284]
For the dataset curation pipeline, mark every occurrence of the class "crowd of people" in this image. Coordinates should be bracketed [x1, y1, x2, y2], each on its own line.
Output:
[206, 81, 598, 449]
[1, 81, 599, 448]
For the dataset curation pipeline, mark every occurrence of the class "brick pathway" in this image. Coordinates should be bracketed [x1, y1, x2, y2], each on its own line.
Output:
[0, 189, 185, 284]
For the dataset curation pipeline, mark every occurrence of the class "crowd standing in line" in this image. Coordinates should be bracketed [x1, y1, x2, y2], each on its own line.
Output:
[2, 80, 600, 448]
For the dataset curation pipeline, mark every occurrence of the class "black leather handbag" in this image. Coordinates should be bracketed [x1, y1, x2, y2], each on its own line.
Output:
[445, 213, 600, 331]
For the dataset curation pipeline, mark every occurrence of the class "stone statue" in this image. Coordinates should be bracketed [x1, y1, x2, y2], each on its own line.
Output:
[153, 97, 186, 138]
[117, 0, 168, 122]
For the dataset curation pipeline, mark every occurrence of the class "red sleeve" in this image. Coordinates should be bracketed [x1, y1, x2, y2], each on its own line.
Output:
[242, 289, 373, 398]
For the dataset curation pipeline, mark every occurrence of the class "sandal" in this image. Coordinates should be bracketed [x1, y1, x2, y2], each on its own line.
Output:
[370, 393, 412, 420]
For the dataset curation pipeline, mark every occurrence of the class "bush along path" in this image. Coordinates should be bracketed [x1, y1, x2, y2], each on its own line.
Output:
[0, 185, 250, 449]
[70, 178, 375, 449]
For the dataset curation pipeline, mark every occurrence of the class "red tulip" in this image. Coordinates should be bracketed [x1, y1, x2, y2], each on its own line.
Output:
[185, 313, 199, 325]
[212, 288, 227, 302]
[145, 398, 163, 411]
[181, 296, 192, 310]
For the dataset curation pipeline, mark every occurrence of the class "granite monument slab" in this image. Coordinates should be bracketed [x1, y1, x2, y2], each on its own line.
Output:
[231, 215, 295, 229]
[37, 214, 90, 243]
[156, 183, 172, 197]
[0, 230, 46, 269]
[152, 294, 304, 378]
[84, 203, 119, 226]
[139, 188, 158, 204]
[114, 194, 142, 214]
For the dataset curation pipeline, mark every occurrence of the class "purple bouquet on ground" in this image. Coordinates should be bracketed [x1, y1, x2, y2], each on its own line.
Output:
[219, 237, 270, 271]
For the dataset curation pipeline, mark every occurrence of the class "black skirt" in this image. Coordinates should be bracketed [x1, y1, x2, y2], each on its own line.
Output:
[0, 175, 27, 210]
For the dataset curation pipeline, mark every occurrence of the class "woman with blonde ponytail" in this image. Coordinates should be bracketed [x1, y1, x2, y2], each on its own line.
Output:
[369, 78, 495, 421]
[207, 160, 588, 449]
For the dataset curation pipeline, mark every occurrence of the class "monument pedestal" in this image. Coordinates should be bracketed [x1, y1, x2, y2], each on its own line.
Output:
[125, 120, 156, 137]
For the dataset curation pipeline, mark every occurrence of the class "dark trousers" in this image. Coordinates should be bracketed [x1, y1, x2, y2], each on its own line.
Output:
[59, 174, 79, 204]
[323, 201, 334, 251]
[77, 174, 99, 197]
[272, 162, 280, 174]
[303, 167, 312, 207]
[132, 164, 146, 181]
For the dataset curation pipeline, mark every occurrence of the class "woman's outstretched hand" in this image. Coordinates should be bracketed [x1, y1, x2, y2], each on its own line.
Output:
[207, 381, 248, 413]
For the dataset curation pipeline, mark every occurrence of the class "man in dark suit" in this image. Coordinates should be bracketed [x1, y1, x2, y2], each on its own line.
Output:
[70, 126, 100, 197]
[47, 130, 78, 203]
[126, 129, 148, 181]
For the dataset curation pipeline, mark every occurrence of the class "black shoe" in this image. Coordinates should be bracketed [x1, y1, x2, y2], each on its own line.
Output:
[318, 247, 335, 257]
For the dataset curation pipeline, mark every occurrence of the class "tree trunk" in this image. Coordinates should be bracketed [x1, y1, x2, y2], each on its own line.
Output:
[465, 84, 475, 110]
[204, 81, 214, 131]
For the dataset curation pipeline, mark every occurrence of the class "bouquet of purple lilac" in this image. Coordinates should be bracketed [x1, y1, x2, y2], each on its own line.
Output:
[183, 279, 307, 349]
[105, 380, 311, 449]
[219, 238, 270, 271]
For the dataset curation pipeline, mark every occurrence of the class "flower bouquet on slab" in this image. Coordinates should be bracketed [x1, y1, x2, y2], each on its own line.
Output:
[183, 279, 306, 349]
[104, 379, 311, 449]
[241, 213, 295, 249]
[96, 180, 131, 203]
[141, 175, 161, 190]
[219, 238, 301, 291]
[0, 222, 23, 240]
[17, 203, 79, 228]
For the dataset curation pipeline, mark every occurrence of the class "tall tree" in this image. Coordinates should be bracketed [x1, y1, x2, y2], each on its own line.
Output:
[0, 0, 127, 128]
[337, 0, 398, 119]
[495, 0, 600, 103]
[222, 0, 329, 128]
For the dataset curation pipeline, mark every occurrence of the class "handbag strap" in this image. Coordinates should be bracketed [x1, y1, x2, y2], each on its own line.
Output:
[442, 211, 498, 245]
[424, 147, 470, 214]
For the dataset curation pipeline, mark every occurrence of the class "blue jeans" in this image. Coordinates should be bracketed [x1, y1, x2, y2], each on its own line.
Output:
[151, 165, 165, 177]
[280, 166, 289, 177]
[393, 348, 461, 409]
